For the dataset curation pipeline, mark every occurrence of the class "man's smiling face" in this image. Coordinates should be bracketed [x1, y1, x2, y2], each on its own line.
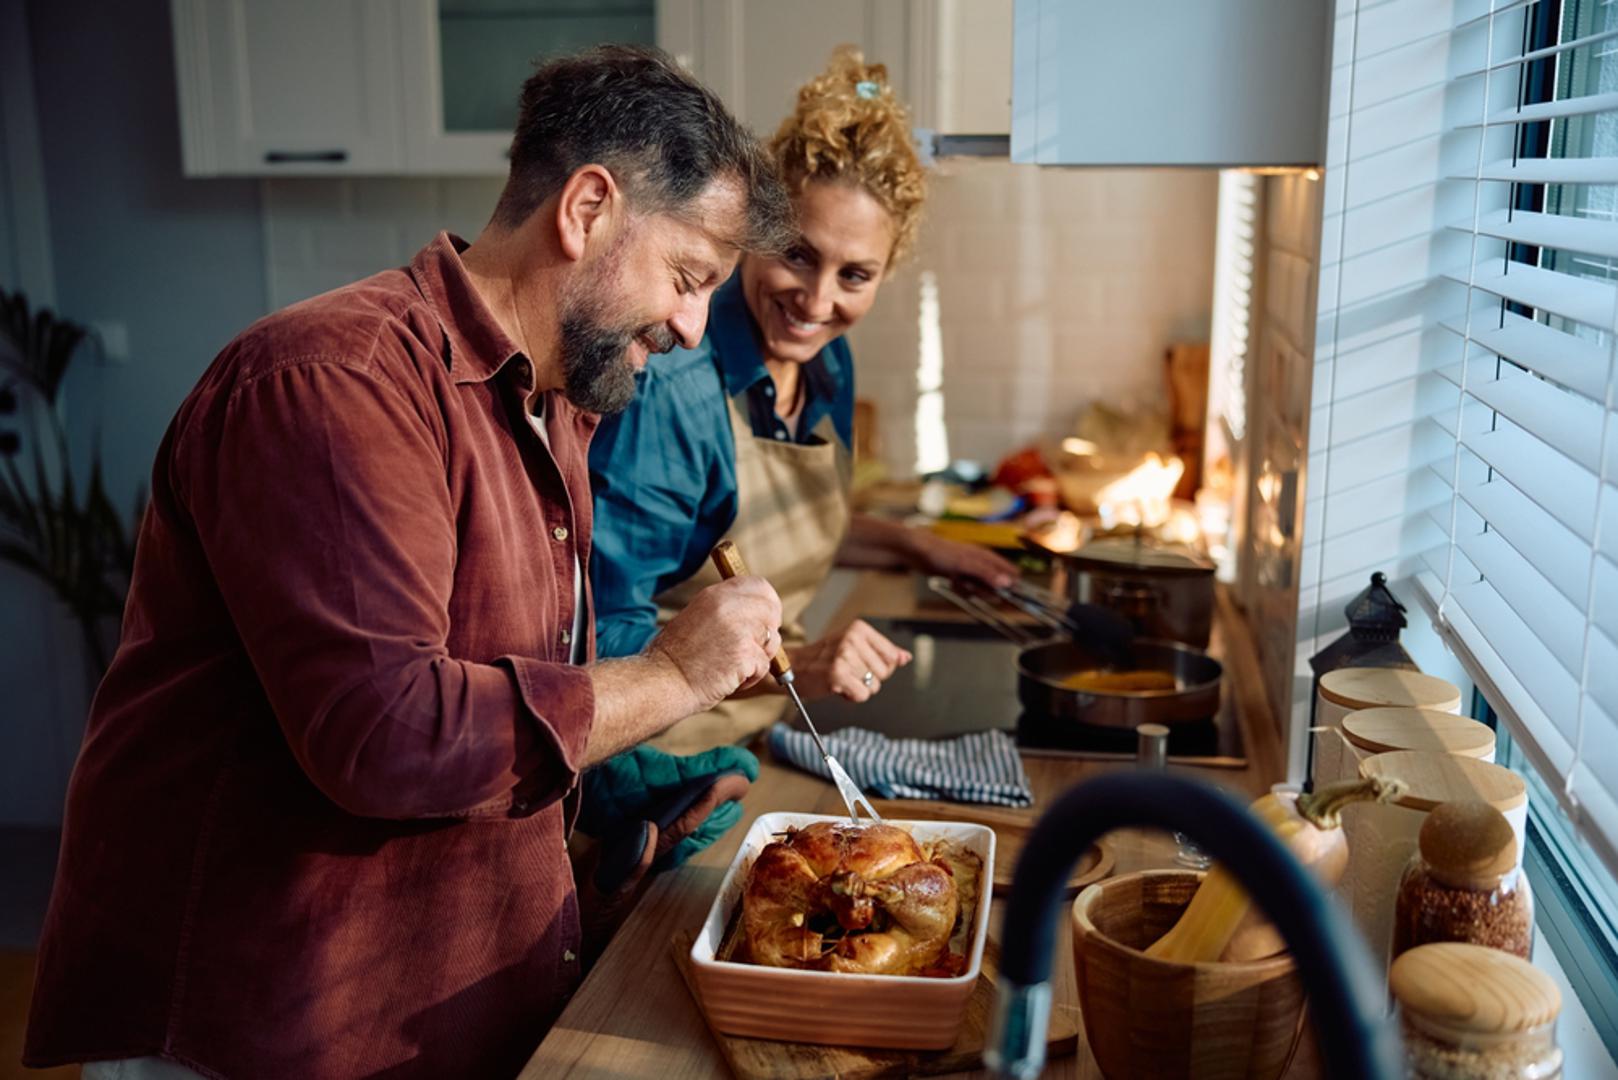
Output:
[556, 180, 744, 414]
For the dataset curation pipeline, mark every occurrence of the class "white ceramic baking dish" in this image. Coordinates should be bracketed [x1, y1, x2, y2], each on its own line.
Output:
[688, 811, 996, 1050]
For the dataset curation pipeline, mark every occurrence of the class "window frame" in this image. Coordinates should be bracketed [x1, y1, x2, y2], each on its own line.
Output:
[1464, 0, 1618, 1061]
[1474, 692, 1618, 1058]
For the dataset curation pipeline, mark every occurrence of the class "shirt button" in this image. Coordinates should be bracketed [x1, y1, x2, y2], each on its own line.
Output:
[563, 949, 577, 964]
[552, 525, 569, 541]
[512, 798, 529, 814]
[774, 430, 787, 441]
[560, 629, 572, 645]
[763, 385, 774, 397]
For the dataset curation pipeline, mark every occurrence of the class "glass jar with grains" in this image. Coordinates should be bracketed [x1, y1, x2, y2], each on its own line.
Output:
[1393, 799, 1532, 962]
[1391, 943, 1562, 1080]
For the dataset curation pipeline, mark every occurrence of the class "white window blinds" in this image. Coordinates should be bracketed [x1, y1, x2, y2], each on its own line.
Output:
[1311, 0, 1618, 879]
[1209, 172, 1259, 447]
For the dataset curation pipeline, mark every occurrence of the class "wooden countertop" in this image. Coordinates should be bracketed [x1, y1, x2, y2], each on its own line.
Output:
[523, 572, 1311, 1079]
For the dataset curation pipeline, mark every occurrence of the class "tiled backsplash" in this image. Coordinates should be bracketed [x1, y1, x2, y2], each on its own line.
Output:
[847, 162, 1216, 475]
[263, 178, 504, 310]
[264, 164, 1217, 477]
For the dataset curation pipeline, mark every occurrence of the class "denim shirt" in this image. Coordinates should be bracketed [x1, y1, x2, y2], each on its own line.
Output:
[589, 274, 855, 658]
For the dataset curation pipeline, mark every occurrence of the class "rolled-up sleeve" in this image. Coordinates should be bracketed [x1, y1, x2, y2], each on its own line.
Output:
[180, 356, 591, 820]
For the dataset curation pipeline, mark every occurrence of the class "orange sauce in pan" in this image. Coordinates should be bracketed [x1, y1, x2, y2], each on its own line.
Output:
[1058, 669, 1179, 693]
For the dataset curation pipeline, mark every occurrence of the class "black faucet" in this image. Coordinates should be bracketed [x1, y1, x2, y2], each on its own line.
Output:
[986, 772, 1403, 1079]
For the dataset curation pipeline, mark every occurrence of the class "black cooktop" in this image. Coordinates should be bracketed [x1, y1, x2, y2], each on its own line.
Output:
[789, 617, 1247, 768]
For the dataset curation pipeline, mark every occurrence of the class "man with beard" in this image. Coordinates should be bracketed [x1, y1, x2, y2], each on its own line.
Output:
[24, 46, 794, 1080]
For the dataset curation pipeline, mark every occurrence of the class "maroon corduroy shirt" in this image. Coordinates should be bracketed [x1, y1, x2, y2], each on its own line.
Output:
[26, 232, 602, 1080]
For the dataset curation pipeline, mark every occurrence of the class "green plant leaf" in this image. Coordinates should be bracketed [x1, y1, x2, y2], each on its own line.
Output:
[0, 452, 42, 547]
[0, 288, 87, 407]
[29, 437, 58, 577]
[0, 287, 138, 684]
[85, 455, 138, 580]
[0, 539, 50, 583]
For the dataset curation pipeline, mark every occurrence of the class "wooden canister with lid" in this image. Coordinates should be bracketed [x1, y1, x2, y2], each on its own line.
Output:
[1390, 943, 1563, 1078]
[1313, 669, 1463, 791]
[1332, 707, 1495, 784]
[1345, 750, 1527, 973]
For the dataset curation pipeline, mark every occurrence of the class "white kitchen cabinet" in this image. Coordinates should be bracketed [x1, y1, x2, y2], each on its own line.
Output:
[930, 0, 1013, 135]
[170, 0, 406, 176]
[170, 0, 977, 177]
[172, 0, 665, 177]
[660, 0, 937, 136]
[1011, 0, 1329, 167]
[398, 0, 659, 175]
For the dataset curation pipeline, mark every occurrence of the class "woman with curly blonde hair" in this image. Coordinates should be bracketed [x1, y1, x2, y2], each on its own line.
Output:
[588, 47, 1015, 752]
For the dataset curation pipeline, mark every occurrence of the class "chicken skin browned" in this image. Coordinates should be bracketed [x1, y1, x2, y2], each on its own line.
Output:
[741, 822, 961, 975]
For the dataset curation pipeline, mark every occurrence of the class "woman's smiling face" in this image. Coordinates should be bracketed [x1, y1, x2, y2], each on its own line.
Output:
[741, 181, 896, 365]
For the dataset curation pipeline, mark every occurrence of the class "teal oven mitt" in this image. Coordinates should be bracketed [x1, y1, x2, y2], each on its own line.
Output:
[574, 744, 757, 966]
[577, 744, 759, 889]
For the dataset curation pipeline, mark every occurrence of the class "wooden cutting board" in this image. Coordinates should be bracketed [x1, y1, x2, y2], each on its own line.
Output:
[871, 799, 1115, 897]
[671, 930, 1080, 1080]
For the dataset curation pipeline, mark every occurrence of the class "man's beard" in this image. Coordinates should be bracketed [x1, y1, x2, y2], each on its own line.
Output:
[557, 303, 675, 414]
[556, 237, 676, 415]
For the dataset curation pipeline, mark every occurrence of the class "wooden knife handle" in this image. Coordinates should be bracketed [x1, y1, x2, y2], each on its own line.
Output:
[710, 540, 793, 681]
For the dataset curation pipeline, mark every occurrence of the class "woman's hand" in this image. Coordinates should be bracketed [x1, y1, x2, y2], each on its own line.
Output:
[788, 619, 913, 703]
[906, 530, 1020, 589]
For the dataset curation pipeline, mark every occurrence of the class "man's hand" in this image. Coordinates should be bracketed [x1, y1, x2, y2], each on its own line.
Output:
[646, 575, 783, 715]
[787, 619, 913, 702]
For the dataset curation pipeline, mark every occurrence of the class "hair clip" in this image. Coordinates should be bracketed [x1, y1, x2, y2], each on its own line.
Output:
[855, 80, 880, 100]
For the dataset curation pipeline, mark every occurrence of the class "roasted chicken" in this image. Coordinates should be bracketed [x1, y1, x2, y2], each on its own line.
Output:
[741, 822, 966, 975]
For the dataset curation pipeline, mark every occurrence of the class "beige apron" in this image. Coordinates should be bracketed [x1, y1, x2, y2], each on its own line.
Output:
[648, 395, 851, 752]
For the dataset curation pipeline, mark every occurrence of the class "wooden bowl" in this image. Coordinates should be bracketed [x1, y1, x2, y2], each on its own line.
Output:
[1071, 870, 1307, 1080]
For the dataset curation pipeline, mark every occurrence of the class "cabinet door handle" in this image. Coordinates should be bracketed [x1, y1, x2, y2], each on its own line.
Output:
[263, 150, 349, 164]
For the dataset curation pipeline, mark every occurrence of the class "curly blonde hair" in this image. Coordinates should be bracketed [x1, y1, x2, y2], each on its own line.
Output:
[768, 46, 927, 264]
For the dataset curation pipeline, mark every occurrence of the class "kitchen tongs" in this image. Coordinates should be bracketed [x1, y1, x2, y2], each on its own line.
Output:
[928, 576, 1137, 667]
[710, 540, 881, 824]
[927, 576, 1047, 647]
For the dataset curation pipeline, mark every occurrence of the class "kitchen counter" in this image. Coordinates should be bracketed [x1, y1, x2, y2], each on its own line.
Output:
[521, 571, 1315, 1079]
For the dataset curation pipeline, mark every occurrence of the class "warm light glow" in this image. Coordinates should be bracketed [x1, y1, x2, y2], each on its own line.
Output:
[1195, 484, 1233, 568]
[1256, 467, 1282, 504]
[1034, 510, 1087, 553]
[1096, 453, 1185, 531]
[1158, 506, 1204, 547]
[1239, 165, 1320, 176]
[1061, 437, 1099, 457]
[1208, 171, 1256, 444]
[914, 270, 950, 475]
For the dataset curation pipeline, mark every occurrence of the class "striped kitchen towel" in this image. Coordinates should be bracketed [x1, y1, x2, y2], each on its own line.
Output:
[766, 724, 1034, 807]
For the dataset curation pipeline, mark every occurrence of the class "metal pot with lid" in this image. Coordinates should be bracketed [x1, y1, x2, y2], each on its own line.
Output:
[1028, 532, 1217, 648]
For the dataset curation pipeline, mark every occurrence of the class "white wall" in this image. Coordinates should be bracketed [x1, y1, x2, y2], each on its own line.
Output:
[263, 178, 503, 310]
[847, 160, 1216, 475]
[0, 0, 267, 825]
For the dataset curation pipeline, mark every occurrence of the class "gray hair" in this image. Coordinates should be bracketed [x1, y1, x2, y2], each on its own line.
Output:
[494, 45, 793, 255]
